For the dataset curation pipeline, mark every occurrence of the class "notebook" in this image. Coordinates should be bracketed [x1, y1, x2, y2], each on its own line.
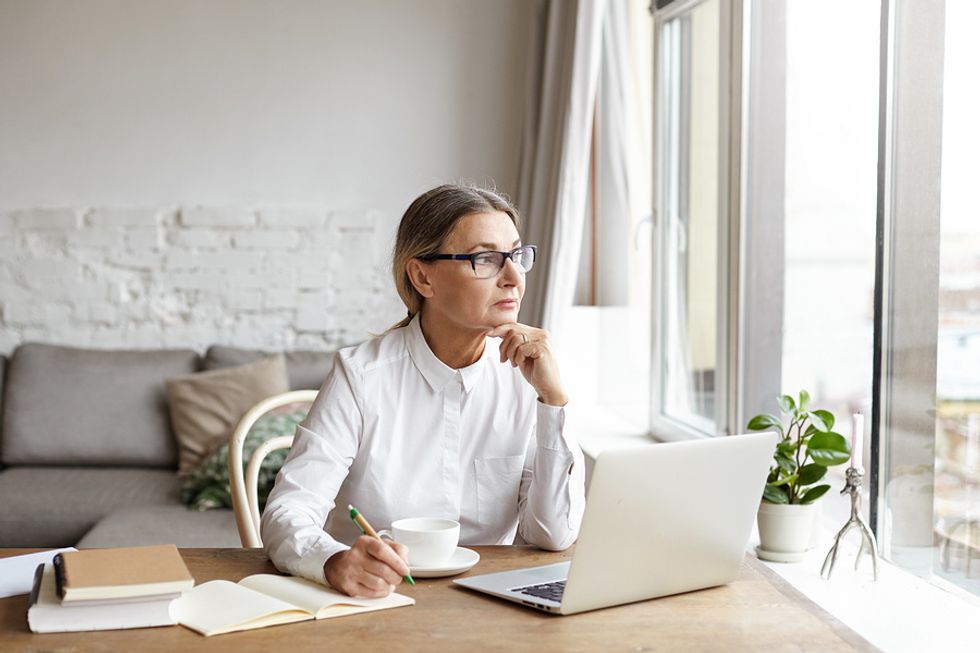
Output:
[172, 574, 415, 637]
[54, 544, 194, 602]
[28, 564, 177, 633]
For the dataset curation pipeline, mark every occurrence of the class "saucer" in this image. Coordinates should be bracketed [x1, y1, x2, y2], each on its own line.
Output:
[755, 545, 806, 563]
[409, 547, 480, 578]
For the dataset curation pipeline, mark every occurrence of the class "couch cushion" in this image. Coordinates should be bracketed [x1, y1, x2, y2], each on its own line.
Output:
[76, 505, 242, 548]
[2, 343, 199, 466]
[166, 355, 290, 475]
[203, 345, 335, 391]
[0, 467, 181, 547]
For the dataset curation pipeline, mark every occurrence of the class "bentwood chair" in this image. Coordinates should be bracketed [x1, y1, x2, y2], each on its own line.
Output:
[228, 389, 318, 547]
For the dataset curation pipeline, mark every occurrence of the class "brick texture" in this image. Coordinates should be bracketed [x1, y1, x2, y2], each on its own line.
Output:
[0, 207, 403, 353]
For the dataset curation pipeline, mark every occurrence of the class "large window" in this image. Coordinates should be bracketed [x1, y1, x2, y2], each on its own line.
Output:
[931, 0, 980, 593]
[741, 0, 881, 525]
[878, 0, 980, 597]
[652, 0, 980, 598]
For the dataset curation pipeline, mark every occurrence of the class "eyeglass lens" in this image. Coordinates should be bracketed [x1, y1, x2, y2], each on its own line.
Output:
[473, 247, 535, 278]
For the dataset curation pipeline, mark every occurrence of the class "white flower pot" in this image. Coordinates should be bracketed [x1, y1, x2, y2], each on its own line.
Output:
[756, 501, 818, 562]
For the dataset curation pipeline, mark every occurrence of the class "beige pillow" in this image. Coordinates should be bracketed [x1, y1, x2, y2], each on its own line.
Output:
[166, 355, 290, 475]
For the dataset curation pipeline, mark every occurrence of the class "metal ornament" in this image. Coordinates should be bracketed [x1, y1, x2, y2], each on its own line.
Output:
[820, 467, 879, 581]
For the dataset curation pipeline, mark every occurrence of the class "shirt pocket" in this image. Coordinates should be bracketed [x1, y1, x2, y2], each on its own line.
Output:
[474, 454, 525, 527]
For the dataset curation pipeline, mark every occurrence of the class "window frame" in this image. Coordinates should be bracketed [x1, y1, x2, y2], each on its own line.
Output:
[650, 0, 744, 441]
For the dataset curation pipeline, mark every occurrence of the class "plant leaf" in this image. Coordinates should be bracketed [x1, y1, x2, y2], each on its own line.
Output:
[778, 394, 796, 415]
[811, 409, 835, 431]
[807, 411, 829, 433]
[800, 484, 831, 504]
[776, 441, 797, 456]
[774, 451, 797, 475]
[763, 485, 790, 504]
[768, 474, 798, 487]
[799, 390, 811, 412]
[807, 431, 851, 466]
[748, 413, 783, 432]
[798, 463, 827, 485]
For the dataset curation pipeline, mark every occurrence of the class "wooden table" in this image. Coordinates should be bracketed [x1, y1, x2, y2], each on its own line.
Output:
[1, 547, 875, 652]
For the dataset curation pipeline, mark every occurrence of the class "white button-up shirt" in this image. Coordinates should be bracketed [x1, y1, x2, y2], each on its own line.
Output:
[261, 315, 586, 585]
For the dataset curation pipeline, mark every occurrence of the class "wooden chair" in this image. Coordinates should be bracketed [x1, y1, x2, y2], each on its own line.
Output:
[228, 389, 318, 547]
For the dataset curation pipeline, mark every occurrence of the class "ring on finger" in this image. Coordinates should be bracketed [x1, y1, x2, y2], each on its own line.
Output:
[521, 333, 528, 345]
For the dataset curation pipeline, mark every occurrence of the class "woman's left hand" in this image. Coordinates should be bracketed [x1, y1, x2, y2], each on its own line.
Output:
[487, 323, 568, 407]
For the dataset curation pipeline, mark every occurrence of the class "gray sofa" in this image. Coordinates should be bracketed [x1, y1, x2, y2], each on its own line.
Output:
[0, 343, 334, 549]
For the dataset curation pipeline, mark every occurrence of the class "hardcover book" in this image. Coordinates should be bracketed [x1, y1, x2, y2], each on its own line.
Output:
[54, 544, 194, 603]
[28, 564, 176, 633]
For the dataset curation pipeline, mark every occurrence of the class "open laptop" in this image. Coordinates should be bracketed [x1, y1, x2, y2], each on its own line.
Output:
[453, 431, 777, 615]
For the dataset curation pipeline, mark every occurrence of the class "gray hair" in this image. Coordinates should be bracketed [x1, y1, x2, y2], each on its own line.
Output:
[388, 183, 521, 331]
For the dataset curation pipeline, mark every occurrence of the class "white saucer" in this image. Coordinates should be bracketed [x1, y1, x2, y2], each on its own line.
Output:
[755, 545, 806, 563]
[409, 547, 480, 578]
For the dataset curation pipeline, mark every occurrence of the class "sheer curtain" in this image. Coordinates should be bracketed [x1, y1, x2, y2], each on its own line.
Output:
[516, 0, 605, 333]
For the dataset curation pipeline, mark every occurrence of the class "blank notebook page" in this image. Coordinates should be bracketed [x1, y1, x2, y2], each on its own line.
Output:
[238, 574, 408, 616]
[172, 580, 308, 636]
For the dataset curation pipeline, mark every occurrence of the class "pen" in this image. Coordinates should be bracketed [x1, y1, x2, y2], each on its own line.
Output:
[348, 504, 416, 586]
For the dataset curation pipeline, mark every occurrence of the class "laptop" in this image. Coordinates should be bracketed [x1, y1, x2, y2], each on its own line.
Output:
[453, 431, 777, 615]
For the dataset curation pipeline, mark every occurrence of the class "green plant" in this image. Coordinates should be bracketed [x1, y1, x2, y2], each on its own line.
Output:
[747, 390, 851, 505]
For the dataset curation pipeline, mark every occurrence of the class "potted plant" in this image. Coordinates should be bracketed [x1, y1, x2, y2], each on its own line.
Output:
[747, 390, 851, 562]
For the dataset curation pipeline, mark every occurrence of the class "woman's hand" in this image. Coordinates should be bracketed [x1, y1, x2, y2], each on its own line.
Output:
[323, 536, 411, 598]
[487, 323, 568, 407]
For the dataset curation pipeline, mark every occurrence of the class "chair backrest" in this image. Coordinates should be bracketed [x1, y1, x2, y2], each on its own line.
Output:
[228, 389, 318, 547]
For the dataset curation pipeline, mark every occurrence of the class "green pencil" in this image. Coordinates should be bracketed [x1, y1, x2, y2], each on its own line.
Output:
[348, 504, 416, 586]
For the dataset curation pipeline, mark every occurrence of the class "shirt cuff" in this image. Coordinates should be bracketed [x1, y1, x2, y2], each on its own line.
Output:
[535, 401, 572, 452]
[293, 540, 350, 586]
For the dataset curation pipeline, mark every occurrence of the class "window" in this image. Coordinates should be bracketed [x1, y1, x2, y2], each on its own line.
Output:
[741, 0, 881, 524]
[652, 0, 980, 599]
[878, 0, 980, 597]
[652, 0, 739, 439]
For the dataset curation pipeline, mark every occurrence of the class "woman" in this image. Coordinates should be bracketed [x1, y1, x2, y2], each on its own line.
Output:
[261, 184, 585, 598]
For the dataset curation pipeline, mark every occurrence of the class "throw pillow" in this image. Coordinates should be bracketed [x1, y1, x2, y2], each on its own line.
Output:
[181, 406, 308, 512]
[166, 355, 290, 475]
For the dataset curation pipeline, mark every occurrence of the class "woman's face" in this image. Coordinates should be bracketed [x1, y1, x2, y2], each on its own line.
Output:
[419, 211, 525, 332]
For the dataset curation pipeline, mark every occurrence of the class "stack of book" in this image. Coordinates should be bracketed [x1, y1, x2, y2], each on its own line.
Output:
[26, 544, 416, 636]
[27, 544, 195, 633]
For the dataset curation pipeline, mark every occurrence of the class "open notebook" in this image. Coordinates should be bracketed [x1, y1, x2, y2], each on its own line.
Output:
[172, 574, 414, 637]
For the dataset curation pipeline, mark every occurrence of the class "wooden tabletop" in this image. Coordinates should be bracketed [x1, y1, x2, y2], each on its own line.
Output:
[1, 547, 875, 652]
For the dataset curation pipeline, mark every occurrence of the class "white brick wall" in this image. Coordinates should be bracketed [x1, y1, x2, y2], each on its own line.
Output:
[0, 207, 404, 354]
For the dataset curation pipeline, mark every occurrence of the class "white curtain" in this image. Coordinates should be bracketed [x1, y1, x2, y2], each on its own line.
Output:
[517, 0, 605, 332]
[517, 0, 639, 337]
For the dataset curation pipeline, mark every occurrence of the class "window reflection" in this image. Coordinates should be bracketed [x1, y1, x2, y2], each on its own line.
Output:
[658, 0, 720, 432]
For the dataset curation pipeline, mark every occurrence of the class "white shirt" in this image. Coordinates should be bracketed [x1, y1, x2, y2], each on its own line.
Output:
[261, 315, 586, 585]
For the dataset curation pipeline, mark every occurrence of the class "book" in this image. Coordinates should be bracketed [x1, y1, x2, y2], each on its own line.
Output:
[171, 574, 415, 637]
[54, 544, 194, 603]
[28, 564, 177, 633]
[0, 547, 75, 599]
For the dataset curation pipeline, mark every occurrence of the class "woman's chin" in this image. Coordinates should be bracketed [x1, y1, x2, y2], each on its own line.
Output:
[487, 305, 520, 324]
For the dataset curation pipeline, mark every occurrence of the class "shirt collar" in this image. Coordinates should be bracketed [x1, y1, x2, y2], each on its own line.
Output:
[406, 314, 488, 394]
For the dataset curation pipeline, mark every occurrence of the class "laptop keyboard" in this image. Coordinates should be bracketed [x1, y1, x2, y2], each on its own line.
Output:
[512, 580, 566, 603]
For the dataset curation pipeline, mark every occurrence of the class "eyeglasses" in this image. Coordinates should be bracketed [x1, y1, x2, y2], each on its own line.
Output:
[420, 245, 537, 279]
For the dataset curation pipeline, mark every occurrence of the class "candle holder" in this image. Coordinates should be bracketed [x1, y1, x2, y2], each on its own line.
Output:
[820, 466, 879, 581]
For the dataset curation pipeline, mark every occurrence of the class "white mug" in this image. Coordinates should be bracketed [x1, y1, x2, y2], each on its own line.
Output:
[378, 517, 460, 567]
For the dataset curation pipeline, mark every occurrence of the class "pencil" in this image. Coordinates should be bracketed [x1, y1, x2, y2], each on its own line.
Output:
[348, 504, 416, 586]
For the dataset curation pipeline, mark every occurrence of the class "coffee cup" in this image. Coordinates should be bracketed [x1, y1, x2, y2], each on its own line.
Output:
[378, 517, 460, 567]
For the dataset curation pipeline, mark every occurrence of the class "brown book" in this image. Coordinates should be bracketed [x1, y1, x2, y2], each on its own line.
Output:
[55, 544, 194, 603]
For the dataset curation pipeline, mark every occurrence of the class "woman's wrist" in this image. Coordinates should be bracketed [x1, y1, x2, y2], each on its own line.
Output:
[537, 390, 568, 407]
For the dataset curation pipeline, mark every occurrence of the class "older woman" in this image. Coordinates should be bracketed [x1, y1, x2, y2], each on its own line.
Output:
[261, 184, 585, 598]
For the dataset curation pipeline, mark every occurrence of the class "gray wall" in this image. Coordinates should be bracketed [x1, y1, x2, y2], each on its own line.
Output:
[0, 0, 531, 352]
